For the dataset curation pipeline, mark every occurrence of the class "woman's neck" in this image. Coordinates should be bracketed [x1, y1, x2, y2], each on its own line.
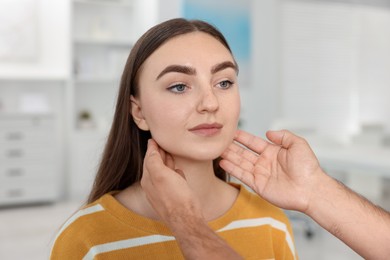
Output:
[116, 158, 239, 222]
[173, 157, 218, 195]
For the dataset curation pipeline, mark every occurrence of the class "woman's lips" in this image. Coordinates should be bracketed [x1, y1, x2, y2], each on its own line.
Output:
[189, 123, 223, 136]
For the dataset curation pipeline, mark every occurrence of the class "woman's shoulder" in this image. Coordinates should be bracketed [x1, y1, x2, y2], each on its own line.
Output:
[54, 195, 111, 239]
[51, 190, 171, 247]
[50, 191, 173, 259]
[50, 195, 112, 259]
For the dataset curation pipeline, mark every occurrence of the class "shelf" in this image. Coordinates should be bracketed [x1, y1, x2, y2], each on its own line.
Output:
[0, 113, 55, 119]
[74, 37, 133, 47]
[73, 0, 133, 8]
[73, 127, 109, 135]
[0, 72, 69, 81]
[74, 76, 120, 84]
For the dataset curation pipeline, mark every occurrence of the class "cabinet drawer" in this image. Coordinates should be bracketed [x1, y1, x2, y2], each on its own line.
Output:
[0, 130, 56, 144]
[0, 182, 58, 206]
[0, 116, 56, 143]
[0, 165, 57, 182]
[0, 144, 57, 162]
[0, 116, 60, 206]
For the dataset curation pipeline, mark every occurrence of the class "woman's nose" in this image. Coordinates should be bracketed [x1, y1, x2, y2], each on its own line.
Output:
[197, 86, 219, 113]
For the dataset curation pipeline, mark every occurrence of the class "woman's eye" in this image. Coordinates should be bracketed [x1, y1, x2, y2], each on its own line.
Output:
[168, 84, 187, 93]
[217, 80, 234, 89]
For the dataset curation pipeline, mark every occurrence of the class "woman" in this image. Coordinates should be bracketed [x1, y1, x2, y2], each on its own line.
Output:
[51, 18, 296, 259]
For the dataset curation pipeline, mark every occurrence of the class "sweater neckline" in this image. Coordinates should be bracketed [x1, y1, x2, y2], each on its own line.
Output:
[97, 183, 251, 236]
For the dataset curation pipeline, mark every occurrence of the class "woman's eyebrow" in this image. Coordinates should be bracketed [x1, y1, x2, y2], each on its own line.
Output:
[156, 65, 196, 80]
[211, 61, 239, 75]
[155, 60, 238, 81]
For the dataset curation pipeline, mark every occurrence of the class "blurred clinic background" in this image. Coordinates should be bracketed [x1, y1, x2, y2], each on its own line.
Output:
[1, 0, 390, 259]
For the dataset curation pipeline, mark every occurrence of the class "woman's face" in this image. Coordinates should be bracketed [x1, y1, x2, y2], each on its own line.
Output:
[131, 32, 240, 162]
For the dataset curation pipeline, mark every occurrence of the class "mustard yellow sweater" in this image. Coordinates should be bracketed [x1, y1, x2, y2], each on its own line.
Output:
[51, 184, 297, 259]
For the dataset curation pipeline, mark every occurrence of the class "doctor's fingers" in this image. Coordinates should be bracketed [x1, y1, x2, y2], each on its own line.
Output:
[221, 146, 257, 173]
[145, 139, 175, 170]
[219, 158, 255, 186]
[143, 141, 167, 186]
[223, 141, 259, 165]
[234, 130, 269, 154]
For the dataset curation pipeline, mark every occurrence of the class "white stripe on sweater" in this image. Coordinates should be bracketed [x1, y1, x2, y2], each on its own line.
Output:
[50, 204, 105, 256]
[83, 235, 175, 260]
[58, 204, 105, 236]
[81, 216, 296, 259]
[217, 217, 296, 259]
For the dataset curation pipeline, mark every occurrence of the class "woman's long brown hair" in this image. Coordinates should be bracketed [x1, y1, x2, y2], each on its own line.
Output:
[87, 18, 236, 203]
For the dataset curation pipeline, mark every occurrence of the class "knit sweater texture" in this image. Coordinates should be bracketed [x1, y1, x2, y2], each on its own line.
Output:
[50, 183, 297, 259]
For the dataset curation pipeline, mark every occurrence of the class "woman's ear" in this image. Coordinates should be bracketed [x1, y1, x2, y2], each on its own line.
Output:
[130, 95, 150, 131]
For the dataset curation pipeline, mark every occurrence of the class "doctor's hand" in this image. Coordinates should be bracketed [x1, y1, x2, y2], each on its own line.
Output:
[141, 139, 243, 260]
[141, 139, 203, 225]
[220, 129, 323, 213]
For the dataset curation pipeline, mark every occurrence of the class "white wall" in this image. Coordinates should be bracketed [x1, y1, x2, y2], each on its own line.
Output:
[239, 0, 280, 137]
[358, 6, 390, 133]
[133, 0, 160, 37]
[157, 0, 183, 22]
[246, 0, 390, 140]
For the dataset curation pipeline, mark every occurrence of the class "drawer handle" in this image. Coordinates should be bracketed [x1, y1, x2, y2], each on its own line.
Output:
[7, 168, 24, 177]
[6, 132, 24, 140]
[6, 149, 23, 158]
[6, 189, 24, 198]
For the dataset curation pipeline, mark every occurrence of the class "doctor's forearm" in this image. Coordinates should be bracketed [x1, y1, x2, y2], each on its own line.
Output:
[167, 214, 243, 260]
[305, 170, 390, 260]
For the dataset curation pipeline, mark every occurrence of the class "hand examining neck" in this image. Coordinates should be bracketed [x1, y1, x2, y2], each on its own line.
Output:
[141, 139, 238, 222]
[220, 129, 390, 260]
[140, 139, 243, 259]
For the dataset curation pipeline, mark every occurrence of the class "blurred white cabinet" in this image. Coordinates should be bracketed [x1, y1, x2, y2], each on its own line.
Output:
[69, 0, 137, 200]
[71, 0, 137, 131]
[0, 115, 60, 206]
[68, 0, 158, 199]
